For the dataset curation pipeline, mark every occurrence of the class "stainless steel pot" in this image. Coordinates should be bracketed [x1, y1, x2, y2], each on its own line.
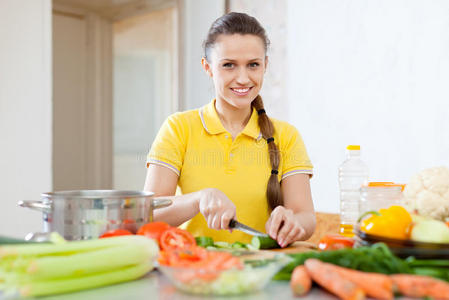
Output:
[18, 190, 172, 240]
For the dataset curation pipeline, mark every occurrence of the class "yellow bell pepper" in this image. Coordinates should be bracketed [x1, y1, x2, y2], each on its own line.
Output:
[359, 205, 412, 239]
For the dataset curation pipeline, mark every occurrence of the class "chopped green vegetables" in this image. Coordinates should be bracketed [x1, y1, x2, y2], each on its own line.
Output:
[195, 236, 214, 248]
[0, 235, 159, 297]
[196, 237, 257, 251]
[195, 236, 280, 251]
[251, 236, 281, 249]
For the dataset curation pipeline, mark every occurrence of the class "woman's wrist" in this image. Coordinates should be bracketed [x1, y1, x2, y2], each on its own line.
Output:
[192, 189, 205, 213]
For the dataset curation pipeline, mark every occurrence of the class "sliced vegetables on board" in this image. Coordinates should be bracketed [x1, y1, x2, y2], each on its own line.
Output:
[194, 235, 280, 251]
[251, 236, 281, 249]
[0, 235, 158, 297]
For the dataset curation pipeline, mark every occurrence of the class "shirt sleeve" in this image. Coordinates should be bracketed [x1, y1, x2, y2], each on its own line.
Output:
[146, 113, 187, 176]
[279, 123, 313, 180]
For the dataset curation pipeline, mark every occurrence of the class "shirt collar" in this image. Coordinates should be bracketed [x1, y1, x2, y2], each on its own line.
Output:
[199, 99, 262, 140]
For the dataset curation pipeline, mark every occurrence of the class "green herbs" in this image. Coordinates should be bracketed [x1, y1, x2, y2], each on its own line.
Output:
[0, 235, 159, 297]
[273, 243, 449, 282]
[274, 243, 410, 280]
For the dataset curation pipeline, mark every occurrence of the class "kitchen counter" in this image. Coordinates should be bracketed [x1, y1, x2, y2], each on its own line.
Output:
[7, 270, 413, 300]
[26, 270, 337, 300]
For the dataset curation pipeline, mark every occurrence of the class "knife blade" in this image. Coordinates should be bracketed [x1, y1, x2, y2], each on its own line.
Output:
[228, 219, 269, 238]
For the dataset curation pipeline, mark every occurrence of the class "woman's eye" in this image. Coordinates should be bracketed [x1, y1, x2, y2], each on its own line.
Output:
[249, 62, 260, 68]
[223, 63, 234, 68]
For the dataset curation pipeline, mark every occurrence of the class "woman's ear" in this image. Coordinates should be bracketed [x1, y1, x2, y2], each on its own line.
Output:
[201, 57, 213, 77]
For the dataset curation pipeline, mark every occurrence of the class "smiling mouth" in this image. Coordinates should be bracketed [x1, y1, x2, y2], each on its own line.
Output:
[230, 87, 253, 96]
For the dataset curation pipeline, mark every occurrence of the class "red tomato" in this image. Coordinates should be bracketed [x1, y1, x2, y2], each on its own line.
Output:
[160, 227, 196, 251]
[99, 229, 133, 238]
[318, 234, 355, 251]
[137, 221, 171, 243]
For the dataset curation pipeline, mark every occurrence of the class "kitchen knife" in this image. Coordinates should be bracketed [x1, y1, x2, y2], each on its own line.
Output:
[228, 219, 269, 237]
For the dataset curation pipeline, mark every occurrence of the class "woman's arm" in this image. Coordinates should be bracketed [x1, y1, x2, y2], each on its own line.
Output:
[144, 164, 236, 228]
[265, 173, 316, 247]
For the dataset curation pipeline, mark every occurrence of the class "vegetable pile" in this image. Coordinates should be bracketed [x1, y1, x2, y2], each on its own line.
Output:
[0, 235, 158, 297]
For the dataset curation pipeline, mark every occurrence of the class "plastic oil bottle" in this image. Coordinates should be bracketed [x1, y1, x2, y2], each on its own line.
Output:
[338, 145, 369, 237]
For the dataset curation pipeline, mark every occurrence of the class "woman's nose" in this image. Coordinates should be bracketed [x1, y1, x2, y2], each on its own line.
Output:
[236, 67, 250, 85]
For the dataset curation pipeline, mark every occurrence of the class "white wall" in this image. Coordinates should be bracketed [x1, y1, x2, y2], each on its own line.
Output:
[53, 13, 87, 190]
[287, 0, 449, 213]
[0, 0, 52, 237]
[178, 0, 225, 110]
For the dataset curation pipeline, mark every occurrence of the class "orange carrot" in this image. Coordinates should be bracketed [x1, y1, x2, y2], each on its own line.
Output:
[391, 274, 449, 300]
[290, 265, 312, 296]
[304, 259, 365, 300]
[324, 263, 393, 300]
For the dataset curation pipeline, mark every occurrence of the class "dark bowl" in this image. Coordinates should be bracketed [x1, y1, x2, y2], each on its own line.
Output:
[355, 228, 449, 259]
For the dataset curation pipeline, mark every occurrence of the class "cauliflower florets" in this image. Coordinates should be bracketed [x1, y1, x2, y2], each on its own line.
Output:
[403, 166, 449, 221]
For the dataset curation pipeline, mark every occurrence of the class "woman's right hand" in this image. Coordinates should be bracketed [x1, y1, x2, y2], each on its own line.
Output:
[197, 188, 236, 230]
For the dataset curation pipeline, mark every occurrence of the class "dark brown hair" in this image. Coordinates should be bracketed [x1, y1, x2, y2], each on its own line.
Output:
[203, 12, 282, 211]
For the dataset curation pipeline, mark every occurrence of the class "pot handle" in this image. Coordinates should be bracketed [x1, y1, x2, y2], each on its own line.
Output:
[152, 198, 172, 209]
[18, 200, 51, 213]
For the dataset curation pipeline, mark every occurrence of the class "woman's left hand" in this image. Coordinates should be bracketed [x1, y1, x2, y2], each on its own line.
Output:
[265, 206, 306, 248]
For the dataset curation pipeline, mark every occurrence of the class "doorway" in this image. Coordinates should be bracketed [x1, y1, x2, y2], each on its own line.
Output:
[113, 8, 177, 190]
[52, 0, 178, 190]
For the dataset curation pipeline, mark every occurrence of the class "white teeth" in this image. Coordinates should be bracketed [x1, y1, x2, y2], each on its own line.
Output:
[233, 88, 250, 93]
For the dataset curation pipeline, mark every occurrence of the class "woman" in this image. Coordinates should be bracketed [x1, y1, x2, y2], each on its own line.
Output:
[144, 12, 315, 247]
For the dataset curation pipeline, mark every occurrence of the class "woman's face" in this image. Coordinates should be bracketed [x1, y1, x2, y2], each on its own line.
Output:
[203, 34, 267, 110]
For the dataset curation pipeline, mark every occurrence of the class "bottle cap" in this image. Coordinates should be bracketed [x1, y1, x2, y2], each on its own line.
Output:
[346, 145, 360, 150]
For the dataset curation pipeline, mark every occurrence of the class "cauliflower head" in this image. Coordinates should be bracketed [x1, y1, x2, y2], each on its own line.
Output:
[403, 166, 449, 221]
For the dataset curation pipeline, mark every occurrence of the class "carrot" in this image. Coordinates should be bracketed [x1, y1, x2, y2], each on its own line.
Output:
[304, 259, 365, 300]
[391, 274, 449, 300]
[324, 263, 393, 300]
[290, 265, 312, 296]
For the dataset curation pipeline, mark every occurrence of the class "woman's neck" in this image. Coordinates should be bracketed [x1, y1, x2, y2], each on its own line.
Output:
[215, 98, 252, 137]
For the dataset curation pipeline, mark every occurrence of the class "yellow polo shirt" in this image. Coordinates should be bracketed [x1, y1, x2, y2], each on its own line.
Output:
[147, 99, 313, 243]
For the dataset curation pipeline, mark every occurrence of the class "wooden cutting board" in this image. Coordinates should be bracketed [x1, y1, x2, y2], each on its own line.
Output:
[270, 241, 317, 254]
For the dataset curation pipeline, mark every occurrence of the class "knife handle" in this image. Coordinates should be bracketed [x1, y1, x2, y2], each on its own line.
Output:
[228, 219, 237, 228]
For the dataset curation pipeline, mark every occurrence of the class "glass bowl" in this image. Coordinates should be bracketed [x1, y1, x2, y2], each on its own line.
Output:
[157, 253, 291, 295]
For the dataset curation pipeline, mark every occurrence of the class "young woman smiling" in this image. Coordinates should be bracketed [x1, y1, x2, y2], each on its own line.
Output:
[144, 12, 315, 247]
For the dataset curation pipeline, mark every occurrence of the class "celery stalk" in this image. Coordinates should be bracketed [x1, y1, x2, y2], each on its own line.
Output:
[19, 261, 154, 297]
[26, 242, 157, 279]
[0, 235, 153, 258]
